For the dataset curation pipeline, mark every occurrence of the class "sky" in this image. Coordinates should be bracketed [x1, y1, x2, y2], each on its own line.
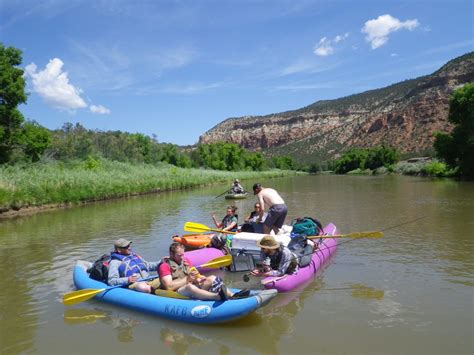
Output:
[1, 0, 473, 146]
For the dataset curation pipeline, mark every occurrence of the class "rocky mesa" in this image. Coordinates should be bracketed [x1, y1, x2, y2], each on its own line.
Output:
[199, 52, 474, 162]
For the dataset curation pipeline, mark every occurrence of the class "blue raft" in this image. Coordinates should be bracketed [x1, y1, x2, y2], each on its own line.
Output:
[73, 260, 277, 324]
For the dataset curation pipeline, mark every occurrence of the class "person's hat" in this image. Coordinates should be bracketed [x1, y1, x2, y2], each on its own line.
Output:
[252, 183, 261, 194]
[234, 179, 240, 183]
[256, 235, 280, 249]
[114, 238, 132, 248]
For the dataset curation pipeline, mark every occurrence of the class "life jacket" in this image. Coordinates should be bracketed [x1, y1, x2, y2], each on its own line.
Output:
[222, 215, 237, 232]
[269, 246, 298, 274]
[111, 252, 147, 277]
[161, 257, 191, 282]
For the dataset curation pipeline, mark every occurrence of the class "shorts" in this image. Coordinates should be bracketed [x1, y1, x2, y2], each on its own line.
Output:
[128, 277, 161, 290]
[264, 204, 288, 229]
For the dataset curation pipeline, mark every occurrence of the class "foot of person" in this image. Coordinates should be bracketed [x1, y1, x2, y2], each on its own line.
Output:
[231, 289, 251, 299]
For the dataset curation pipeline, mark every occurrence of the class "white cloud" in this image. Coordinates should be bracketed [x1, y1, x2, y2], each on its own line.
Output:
[24, 58, 87, 111]
[362, 14, 419, 49]
[313, 33, 349, 56]
[314, 37, 333, 56]
[90, 104, 111, 114]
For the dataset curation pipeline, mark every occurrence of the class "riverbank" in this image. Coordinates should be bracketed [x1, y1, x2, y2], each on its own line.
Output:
[0, 159, 300, 218]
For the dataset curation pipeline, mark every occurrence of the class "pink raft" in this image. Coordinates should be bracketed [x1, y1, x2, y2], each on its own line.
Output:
[184, 247, 225, 272]
[262, 223, 338, 292]
[184, 223, 338, 292]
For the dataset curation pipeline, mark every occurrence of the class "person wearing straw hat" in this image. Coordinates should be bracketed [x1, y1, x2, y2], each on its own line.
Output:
[250, 235, 298, 277]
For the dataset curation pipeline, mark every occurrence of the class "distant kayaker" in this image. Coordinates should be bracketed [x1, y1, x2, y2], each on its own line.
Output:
[159, 242, 250, 300]
[231, 179, 245, 194]
[107, 238, 161, 293]
[252, 183, 288, 235]
[251, 235, 298, 277]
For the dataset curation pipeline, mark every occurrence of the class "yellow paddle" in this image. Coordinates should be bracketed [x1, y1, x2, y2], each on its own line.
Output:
[308, 231, 383, 239]
[184, 221, 237, 235]
[63, 255, 233, 306]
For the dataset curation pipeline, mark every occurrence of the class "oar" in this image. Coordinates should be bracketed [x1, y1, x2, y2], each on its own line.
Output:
[215, 189, 230, 198]
[63, 255, 233, 305]
[308, 231, 383, 239]
[63, 275, 156, 306]
[184, 221, 237, 235]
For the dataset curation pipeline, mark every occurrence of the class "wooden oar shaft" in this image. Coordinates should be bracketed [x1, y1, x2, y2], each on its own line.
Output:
[308, 231, 383, 239]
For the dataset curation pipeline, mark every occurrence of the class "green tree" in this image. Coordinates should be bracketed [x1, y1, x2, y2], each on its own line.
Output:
[334, 148, 368, 174]
[0, 43, 28, 163]
[20, 121, 52, 162]
[365, 146, 400, 170]
[434, 83, 474, 178]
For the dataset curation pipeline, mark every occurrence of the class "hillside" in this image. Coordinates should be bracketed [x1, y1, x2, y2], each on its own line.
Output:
[199, 52, 474, 163]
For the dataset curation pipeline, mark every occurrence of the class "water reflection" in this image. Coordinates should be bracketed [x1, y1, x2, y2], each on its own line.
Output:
[1, 175, 473, 354]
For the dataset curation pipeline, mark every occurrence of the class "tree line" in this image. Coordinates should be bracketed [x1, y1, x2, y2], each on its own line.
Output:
[1, 43, 472, 178]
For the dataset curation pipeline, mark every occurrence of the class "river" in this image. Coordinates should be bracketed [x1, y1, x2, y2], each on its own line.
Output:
[0, 175, 472, 354]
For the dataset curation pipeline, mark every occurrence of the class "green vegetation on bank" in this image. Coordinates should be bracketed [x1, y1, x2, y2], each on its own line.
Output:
[0, 159, 297, 213]
[333, 146, 399, 174]
[434, 82, 474, 179]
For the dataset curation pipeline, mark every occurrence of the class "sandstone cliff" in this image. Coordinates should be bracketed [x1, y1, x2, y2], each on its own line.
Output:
[199, 52, 474, 162]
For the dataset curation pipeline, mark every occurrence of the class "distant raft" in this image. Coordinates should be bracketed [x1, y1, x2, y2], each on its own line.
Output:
[224, 192, 248, 199]
[72, 260, 278, 324]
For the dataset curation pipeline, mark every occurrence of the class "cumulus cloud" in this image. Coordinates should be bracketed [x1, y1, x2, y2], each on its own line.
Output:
[362, 14, 419, 49]
[313, 33, 349, 56]
[90, 104, 111, 114]
[24, 58, 87, 111]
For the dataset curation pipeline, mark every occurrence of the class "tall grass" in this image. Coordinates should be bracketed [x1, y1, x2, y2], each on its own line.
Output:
[0, 159, 298, 212]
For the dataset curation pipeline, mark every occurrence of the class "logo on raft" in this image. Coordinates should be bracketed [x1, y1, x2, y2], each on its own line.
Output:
[190, 305, 212, 318]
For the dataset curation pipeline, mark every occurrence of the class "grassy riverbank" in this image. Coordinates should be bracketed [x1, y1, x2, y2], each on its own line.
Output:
[0, 159, 299, 215]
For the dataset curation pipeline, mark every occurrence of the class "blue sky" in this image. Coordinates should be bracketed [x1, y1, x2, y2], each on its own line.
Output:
[1, 0, 473, 145]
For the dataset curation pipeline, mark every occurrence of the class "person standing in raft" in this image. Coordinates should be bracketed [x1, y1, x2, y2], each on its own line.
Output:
[252, 183, 288, 235]
[107, 238, 161, 293]
[159, 242, 250, 300]
[251, 235, 298, 277]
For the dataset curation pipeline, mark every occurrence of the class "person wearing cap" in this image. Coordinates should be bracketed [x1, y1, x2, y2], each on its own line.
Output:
[251, 235, 298, 277]
[231, 179, 245, 194]
[252, 183, 288, 235]
[107, 238, 161, 293]
[159, 242, 250, 300]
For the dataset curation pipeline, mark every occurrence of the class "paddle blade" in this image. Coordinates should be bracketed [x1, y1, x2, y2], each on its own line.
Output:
[199, 255, 232, 269]
[63, 288, 105, 306]
[155, 289, 190, 299]
[184, 222, 236, 235]
[184, 222, 211, 233]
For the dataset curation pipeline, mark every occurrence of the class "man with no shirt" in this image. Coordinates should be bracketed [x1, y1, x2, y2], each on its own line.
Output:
[252, 183, 288, 235]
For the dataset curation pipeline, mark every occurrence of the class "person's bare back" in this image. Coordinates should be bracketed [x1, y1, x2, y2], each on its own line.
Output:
[257, 188, 285, 210]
